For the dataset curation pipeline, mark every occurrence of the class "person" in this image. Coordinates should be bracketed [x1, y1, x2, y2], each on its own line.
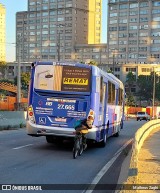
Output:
[75, 116, 94, 150]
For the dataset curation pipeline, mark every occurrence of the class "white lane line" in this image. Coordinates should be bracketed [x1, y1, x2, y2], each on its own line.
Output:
[83, 139, 133, 193]
[13, 144, 33, 150]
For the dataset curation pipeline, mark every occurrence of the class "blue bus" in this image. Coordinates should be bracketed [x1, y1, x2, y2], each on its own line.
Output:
[27, 62, 124, 147]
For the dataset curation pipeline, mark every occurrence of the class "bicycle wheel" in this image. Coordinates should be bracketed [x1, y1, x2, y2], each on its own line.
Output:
[78, 136, 83, 156]
[73, 137, 79, 159]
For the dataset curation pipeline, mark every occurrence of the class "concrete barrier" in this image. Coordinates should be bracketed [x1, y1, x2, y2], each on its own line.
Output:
[0, 111, 27, 129]
[120, 119, 160, 192]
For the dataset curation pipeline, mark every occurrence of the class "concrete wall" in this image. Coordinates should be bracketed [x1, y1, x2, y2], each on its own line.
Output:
[0, 111, 27, 129]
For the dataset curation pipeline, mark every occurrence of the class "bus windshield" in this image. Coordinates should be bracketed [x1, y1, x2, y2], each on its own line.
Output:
[34, 65, 91, 92]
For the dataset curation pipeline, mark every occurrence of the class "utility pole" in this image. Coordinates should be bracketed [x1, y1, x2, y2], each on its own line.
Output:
[113, 51, 115, 75]
[152, 68, 156, 118]
[17, 35, 21, 110]
[57, 24, 66, 62]
[57, 32, 60, 62]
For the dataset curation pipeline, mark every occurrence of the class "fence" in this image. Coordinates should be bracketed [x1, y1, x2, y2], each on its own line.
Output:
[0, 96, 28, 111]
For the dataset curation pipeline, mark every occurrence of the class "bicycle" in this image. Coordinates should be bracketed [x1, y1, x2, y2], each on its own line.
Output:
[73, 129, 88, 159]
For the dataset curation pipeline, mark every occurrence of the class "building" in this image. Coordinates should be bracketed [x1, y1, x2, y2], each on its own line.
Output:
[75, 43, 107, 65]
[16, 0, 102, 62]
[107, 0, 160, 67]
[0, 3, 6, 61]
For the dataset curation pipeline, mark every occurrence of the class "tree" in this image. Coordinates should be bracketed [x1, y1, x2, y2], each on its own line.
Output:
[136, 75, 152, 101]
[125, 72, 136, 106]
[14, 72, 30, 91]
[88, 60, 98, 66]
[136, 72, 160, 105]
[125, 72, 136, 94]
[107, 69, 112, 73]
[21, 72, 30, 90]
[0, 61, 7, 79]
[125, 94, 136, 107]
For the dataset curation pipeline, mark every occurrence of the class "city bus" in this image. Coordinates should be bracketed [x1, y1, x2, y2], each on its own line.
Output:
[27, 61, 124, 147]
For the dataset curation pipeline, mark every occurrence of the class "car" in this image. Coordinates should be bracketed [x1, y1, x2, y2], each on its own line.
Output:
[136, 111, 150, 121]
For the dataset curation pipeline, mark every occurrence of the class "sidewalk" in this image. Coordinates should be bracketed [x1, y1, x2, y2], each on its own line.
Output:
[137, 128, 160, 192]
[118, 128, 160, 193]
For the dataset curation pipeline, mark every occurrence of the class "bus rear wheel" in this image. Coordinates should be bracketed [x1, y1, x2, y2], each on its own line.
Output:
[46, 136, 63, 144]
[46, 136, 54, 143]
[114, 131, 120, 137]
[99, 133, 107, 147]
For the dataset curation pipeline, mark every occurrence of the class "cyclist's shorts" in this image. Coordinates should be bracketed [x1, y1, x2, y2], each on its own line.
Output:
[80, 129, 89, 134]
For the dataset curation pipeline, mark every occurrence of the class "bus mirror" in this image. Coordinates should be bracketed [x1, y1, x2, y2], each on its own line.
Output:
[31, 63, 35, 67]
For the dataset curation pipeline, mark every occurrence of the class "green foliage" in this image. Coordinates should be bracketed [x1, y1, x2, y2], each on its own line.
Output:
[136, 75, 153, 101]
[88, 60, 98, 66]
[0, 61, 7, 78]
[126, 94, 136, 106]
[14, 72, 30, 91]
[126, 71, 136, 84]
[0, 79, 14, 84]
[21, 72, 30, 90]
[125, 72, 136, 94]
[107, 69, 112, 73]
[0, 79, 15, 96]
[0, 61, 7, 67]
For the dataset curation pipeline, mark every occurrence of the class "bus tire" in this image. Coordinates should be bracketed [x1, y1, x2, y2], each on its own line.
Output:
[120, 120, 123, 129]
[99, 133, 107, 147]
[114, 131, 120, 137]
[46, 136, 54, 143]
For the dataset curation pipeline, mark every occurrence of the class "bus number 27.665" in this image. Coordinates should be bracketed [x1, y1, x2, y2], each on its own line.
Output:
[58, 104, 75, 111]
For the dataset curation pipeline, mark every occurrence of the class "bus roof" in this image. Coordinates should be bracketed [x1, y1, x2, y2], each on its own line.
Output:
[33, 61, 92, 69]
[92, 65, 124, 90]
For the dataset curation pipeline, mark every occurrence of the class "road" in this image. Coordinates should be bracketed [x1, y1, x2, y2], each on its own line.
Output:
[0, 120, 145, 192]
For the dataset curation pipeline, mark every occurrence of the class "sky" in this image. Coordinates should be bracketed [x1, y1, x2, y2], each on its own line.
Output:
[0, 0, 107, 62]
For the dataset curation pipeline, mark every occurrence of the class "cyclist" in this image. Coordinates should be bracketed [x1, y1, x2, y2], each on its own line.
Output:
[75, 116, 94, 150]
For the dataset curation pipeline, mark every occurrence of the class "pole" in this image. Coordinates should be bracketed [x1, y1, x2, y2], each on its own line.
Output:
[152, 68, 155, 119]
[113, 52, 115, 75]
[17, 35, 21, 110]
[57, 32, 60, 62]
[99, 48, 102, 66]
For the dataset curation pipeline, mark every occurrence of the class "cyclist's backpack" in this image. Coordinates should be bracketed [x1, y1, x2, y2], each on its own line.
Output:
[74, 120, 82, 130]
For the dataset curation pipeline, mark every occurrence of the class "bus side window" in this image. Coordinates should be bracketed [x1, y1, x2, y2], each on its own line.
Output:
[100, 77, 103, 103]
[108, 81, 115, 104]
[118, 88, 123, 105]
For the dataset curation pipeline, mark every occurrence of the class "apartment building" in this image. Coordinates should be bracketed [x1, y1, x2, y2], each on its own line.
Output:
[16, 0, 102, 62]
[0, 3, 6, 61]
[107, 0, 160, 67]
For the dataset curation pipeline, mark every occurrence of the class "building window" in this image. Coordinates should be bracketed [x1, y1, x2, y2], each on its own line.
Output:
[119, 4, 128, 9]
[126, 68, 136, 72]
[130, 3, 138, 8]
[140, 2, 148, 7]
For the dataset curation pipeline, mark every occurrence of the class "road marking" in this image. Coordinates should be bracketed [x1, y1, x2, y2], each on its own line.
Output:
[83, 139, 133, 193]
[13, 144, 33, 150]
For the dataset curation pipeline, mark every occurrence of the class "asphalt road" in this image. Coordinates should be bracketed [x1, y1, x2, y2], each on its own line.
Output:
[0, 119, 145, 193]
